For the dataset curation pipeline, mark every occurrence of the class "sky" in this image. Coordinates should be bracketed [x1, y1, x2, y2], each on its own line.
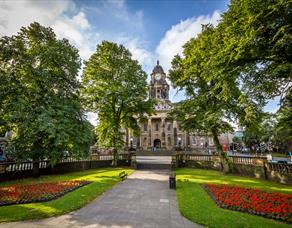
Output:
[0, 0, 280, 125]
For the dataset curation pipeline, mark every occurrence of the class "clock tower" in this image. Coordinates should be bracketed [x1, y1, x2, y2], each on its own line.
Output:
[124, 60, 214, 152]
[149, 60, 170, 102]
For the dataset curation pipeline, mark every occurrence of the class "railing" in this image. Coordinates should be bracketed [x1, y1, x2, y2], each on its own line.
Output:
[0, 153, 132, 174]
[229, 156, 267, 166]
[267, 163, 292, 175]
[0, 160, 50, 173]
[183, 154, 220, 162]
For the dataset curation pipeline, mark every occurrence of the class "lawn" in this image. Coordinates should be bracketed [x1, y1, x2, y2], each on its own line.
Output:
[0, 167, 133, 223]
[175, 168, 292, 228]
[272, 152, 289, 158]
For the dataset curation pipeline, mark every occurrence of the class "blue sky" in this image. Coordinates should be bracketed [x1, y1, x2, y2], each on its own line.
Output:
[0, 0, 279, 122]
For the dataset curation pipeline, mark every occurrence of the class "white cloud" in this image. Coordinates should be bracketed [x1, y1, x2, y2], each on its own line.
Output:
[100, 0, 144, 28]
[0, 0, 96, 60]
[72, 11, 90, 30]
[115, 36, 153, 74]
[52, 11, 96, 60]
[0, 0, 71, 36]
[155, 10, 222, 103]
[156, 10, 221, 72]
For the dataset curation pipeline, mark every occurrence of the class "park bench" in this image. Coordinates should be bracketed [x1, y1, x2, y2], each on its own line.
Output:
[119, 171, 128, 181]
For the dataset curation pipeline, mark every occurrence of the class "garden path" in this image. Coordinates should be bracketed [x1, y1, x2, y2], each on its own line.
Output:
[0, 170, 201, 228]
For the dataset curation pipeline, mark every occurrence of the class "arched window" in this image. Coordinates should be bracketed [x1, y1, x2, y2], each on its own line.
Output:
[143, 123, 147, 131]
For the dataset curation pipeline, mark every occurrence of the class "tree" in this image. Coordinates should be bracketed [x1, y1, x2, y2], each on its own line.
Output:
[210, 0, 291, 154]
[275, 91, 292, 152]
[169, 25, 261, 173]
[82, 41, 154, 166]
[0, 22, 94, 175]
[219, 0, 291, 105]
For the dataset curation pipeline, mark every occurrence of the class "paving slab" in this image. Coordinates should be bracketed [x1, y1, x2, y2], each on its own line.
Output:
[0, 170, 202, 228]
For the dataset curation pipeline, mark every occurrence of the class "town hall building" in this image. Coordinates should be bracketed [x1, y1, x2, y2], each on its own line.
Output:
[127, 61, 214, 151]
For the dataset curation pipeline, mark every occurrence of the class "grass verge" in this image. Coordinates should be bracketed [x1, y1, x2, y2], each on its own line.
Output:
[176, 168, 292, 228]
[0, 167, 133, 223]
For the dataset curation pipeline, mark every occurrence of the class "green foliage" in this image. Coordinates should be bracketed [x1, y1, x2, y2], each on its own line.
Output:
[169, 0, 291, 159]
[0, 22, 94, 163]
[82, 41, 154, 158]
[274, 91, 292, 151]
[219, 0, 292, 103]
[169, 25, 262, 172]
[176, 168, 292, 228]
[0, 168, 133, 222]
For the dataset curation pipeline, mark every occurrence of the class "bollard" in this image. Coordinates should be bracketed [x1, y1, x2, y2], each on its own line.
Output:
[169, 172, 176, 189]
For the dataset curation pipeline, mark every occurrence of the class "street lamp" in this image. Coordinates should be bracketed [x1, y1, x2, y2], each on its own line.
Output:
[130, 138, 133, 149]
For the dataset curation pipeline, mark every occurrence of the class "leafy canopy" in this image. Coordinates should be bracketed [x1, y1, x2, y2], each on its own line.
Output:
[82, 41, 154, 150]
[0, 22, 94, 162]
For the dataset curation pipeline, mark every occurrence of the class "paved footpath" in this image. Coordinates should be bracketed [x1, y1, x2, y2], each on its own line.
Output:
[0, 170, 202, 228]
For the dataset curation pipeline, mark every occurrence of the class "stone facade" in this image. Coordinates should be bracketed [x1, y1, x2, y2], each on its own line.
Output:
[127, 61, 214, 151]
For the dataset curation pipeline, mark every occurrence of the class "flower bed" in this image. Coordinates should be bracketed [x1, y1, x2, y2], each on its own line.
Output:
[0, 180, 91, 206]
[203, 184, 292, 223]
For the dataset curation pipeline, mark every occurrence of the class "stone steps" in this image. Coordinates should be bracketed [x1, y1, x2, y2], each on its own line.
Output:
[137, 163, 171, 170]
[136, 150, 176, 156]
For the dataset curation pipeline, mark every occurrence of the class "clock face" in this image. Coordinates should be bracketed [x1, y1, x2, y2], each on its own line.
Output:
[155, 74, 161, 80]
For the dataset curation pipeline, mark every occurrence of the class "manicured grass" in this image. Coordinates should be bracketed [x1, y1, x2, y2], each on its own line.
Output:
[272, 153, 289, 158]
[0, 167, 133, 223]
[175, 168, 292, 228]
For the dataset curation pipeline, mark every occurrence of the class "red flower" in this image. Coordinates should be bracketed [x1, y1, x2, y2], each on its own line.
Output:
[0, 180, 91, 205]
[203, 184, 292, 223]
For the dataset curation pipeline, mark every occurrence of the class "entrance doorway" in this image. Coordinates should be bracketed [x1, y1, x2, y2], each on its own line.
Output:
[153, 139, 161, 148]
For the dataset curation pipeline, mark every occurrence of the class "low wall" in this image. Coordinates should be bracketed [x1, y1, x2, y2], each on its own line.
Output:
[173, 154, 292, 185]
[266, 163, 292, 184]
[233, 164, 266, 180]
[0, 154, 134, 182]
[185, 160, 222, 171]
[51, 160, 113, 174]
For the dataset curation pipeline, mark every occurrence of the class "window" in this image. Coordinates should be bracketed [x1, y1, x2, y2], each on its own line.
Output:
[143, 123, 147, 131]
[155, 123, 159, 131]
[167, 137, 171, 146]
[167, 123, 171, 131]
[143, 137, 147, 147]
[209, 138, 214, 145]
[157, 89, 161, 98]
[192, 136, 196, 145]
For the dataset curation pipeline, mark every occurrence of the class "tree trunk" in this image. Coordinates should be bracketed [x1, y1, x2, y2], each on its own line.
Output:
[112, 148, 118, 167]
[32, 160, 40, 177]
[211, 129, 230, 173]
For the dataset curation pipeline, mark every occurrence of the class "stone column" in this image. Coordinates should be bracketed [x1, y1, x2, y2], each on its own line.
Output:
[161, 118, 166, 148]
[148, 118, 152, 147]
[173, 120, 177, 146]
